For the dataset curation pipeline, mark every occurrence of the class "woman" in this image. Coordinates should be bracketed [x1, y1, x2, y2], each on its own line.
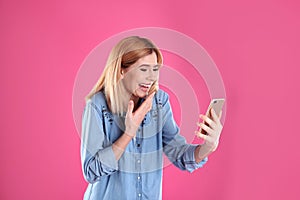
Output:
[81, 36, 223, 200]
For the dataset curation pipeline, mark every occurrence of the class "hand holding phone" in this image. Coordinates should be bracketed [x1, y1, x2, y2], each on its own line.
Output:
[198, 98, 225, 135]
[195, 98, 225, 159]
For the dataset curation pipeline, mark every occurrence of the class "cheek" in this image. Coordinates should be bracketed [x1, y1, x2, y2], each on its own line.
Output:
[126, 72, 142, 83]
[122, 74, 139, 90]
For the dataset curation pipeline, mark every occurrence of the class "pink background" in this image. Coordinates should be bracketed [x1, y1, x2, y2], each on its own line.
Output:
[1, 0, 300, 199]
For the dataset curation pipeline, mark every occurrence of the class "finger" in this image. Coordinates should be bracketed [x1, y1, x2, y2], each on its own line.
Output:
[134, 92, 155, 121]
[200, 114, 213, 125]
[195, 131, 211, 142]
[127, 100, 134, 116]
[210, 108, 219, 123]
[139, 93, 155, 113]
[199, 114, 216, 129]
[147, 91, 155, 99]
[134, 102, 151, 123]
[145, 92, 155, 103]
[196, 122, 211, 133]
[145, 92, 155, 101]
[219, 110, 223, 119]
[197, 122, 214, 136]
[139, 100, 151, 114]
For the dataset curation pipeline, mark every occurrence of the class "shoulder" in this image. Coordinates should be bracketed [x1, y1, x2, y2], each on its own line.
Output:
[85, 91, 108, 112]
[155, 89, 170, 105]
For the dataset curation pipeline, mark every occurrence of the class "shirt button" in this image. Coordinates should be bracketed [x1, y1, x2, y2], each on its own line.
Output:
[138, 194, 141, 197]
[137, 176, 140, 180]
[137, 159, 141, 163]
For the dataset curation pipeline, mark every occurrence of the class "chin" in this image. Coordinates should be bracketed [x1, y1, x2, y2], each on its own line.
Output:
[134, 90, 147, 99]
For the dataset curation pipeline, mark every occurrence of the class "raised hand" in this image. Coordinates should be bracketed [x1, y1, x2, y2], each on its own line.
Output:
[124, 92, 155, 137]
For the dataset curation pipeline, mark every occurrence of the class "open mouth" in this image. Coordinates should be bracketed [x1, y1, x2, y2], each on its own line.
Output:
[139, 83, 152, 92]
[139, 83, 151, 88]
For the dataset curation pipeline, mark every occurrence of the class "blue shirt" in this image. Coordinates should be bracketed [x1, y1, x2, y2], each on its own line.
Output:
[81, 89, 208, 200]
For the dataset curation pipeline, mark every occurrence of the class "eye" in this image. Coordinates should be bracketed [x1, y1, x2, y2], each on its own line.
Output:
[153, 68, 159, 72]
[140, 68, 147, 72]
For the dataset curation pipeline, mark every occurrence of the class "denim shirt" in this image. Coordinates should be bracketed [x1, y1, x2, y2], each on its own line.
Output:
[81, 89, 208, 200]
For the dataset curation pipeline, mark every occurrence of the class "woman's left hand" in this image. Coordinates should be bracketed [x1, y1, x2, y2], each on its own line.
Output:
[195, 108, 223, 154]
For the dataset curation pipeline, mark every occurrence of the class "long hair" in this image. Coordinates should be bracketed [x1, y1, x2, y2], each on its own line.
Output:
[85, 36, 163, 115]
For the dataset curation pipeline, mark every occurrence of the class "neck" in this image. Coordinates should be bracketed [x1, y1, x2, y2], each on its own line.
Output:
[122, 92, 140, 113]
[130, 95, 140, 111]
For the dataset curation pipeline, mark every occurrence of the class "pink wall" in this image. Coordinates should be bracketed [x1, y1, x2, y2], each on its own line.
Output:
[1, 0, 300, 199]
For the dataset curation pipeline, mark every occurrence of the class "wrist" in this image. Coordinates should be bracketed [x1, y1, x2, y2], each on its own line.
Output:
[196, 144, 212, 162]
[124, 131, 135, 139]
[124, 126, 138, 138]
[112, 143, 125, 152]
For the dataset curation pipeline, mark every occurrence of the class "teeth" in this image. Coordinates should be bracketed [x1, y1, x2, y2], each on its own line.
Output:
[140, 83, 151, 88]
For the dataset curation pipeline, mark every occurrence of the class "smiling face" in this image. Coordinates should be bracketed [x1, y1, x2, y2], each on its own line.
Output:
[121, 52, 160, 101]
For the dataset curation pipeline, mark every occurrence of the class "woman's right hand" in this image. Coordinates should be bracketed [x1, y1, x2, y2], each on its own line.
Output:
[124, 92, 155, 137]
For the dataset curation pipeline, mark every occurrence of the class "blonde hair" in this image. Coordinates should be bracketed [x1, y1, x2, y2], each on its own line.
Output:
[85, 36, 163, 115]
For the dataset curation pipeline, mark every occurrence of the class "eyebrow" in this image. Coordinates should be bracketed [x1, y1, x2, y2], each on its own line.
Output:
[138, 64, 160, 68]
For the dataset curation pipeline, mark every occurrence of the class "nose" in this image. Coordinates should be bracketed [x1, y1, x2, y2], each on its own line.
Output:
[146, 69, 157, 81]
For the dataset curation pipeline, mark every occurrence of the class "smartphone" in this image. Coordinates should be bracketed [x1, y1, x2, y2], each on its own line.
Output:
[199, 98, 225, 135]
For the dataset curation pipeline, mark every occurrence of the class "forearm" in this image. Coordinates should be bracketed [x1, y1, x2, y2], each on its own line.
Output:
[194, 144, 213, 163]
[112, 133, 133, 160]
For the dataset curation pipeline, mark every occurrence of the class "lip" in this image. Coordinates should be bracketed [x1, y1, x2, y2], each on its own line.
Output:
[139, 83, 152, 88]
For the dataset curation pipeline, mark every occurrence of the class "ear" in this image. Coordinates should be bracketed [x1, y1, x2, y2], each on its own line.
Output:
[120, 70, 124, 79]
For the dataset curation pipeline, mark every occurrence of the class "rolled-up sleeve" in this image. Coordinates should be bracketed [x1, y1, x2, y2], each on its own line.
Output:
[161, 93, 208, 173]
[81, 100, 118, 184]
[182, 145, 208, 172]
